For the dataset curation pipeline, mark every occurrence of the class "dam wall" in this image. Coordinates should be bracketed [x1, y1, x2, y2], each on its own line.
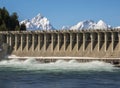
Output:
[0, 29, 120, 58]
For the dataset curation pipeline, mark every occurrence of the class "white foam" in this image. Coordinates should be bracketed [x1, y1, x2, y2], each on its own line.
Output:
[7, 55, 120, 60]
[68, 60, 79, 63]
[0, 58, 117, 72]
[55, 60, 67, 64]
[24, 58, 39, 64]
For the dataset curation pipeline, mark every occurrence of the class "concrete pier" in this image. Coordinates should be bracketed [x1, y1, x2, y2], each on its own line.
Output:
[0, 29, 120, 58]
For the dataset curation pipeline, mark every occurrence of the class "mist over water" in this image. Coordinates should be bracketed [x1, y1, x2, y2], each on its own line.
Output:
[0, 57, 118, 72]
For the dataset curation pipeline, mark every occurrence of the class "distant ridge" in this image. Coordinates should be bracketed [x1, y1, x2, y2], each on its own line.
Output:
[116, 26, 120, 29]
[70, 20, 112, 30]
[20, 13, 55, 30]
[21, 13, 120, 30]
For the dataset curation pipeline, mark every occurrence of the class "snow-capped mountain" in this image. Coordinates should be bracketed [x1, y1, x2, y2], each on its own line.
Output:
[116, 26, 120, 29]
[62, 26, 70, 30]
[70, 20, 112, 30]
[20, 14, 54, 30]
[21, 13, 118, 30]
[94, 20, 110, 29]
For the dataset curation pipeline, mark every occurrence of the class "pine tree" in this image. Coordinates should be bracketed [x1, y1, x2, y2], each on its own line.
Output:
[20, 23, 26, 31]
[0, 23, 7, 31]
[0, 7, 26, 31]
[15, 26, 20, 31]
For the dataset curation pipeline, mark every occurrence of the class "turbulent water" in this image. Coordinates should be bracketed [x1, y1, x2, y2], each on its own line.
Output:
[0, 58, 120, 88]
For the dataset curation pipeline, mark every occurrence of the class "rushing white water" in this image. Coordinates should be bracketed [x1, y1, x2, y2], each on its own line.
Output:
[0, 57, 118, 72]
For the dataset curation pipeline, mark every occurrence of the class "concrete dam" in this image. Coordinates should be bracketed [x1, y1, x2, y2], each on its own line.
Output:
[1, 29, 120, 66]
[0, 29, 120, 58]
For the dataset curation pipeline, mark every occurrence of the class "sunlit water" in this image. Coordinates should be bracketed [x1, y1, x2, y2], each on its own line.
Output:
[0, 58, 120, 88]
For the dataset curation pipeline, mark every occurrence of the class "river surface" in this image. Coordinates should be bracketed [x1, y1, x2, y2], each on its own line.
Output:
[0, 58, 120, 88]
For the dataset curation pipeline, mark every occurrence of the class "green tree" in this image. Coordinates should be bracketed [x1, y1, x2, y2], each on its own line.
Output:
[0, 17, 2, 25]
[0, 23, 7, 31]
[15, 26, 20, 31]
[9, 12, 20, 31]
[20, 23, 26, 31]
[0, 7, 26, 31]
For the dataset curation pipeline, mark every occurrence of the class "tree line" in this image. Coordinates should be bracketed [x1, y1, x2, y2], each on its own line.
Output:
[0, 7, 26, 31]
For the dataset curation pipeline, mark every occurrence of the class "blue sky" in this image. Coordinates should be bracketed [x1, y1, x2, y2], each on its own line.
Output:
[0, 0, 120, 28]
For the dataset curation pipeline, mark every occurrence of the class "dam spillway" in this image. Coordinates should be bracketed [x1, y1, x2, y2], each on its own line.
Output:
[0, 29, 120, 58]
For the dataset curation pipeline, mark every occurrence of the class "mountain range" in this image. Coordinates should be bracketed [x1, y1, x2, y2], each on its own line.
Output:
[20, 14, 54, 30]
[20, 13, 119, 30]
[70, 20, 112, 30]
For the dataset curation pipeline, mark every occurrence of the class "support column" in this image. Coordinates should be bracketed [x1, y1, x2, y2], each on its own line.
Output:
[9, 34, 12, 51]
[32, 34, 35, 51]
[83, 33, 85, 51]
[64, 34, 66, 51]
[44, 33, 46, 51]
[38, 34, 40, 51]
[15, 34, 18, 51]
[26, 34, 29, 51]
[70, 33, 72, 51]
[77, 33, 79, 51]
[21, 34, 23, 51]
[98, 33, 100, 52]
[51, 34, 54, 51]
[7, 34, 9, 45]
[58, 33, 60, 51]
[105, 32, 107, 52]
[112, 32, 114, 52]
[91, 33, 93, 52]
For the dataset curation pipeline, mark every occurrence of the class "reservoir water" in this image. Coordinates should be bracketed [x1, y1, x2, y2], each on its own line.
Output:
[0, 58, 120, 88]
